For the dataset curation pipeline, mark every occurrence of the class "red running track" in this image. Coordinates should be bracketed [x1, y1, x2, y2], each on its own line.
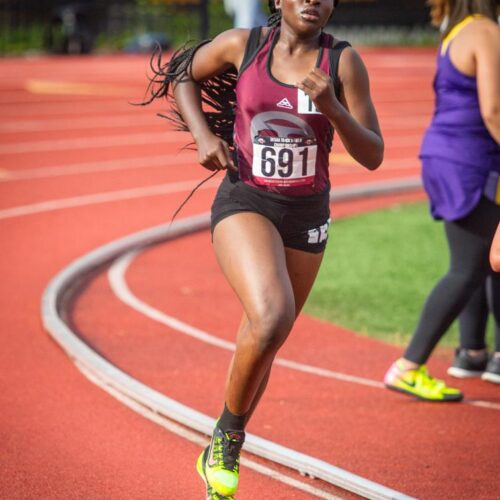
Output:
[1, 51, 498, 499]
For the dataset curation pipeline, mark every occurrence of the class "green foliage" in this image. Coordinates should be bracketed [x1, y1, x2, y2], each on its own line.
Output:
[0, 24, 45, 54]
[305, 202, 494, 348]
[1, 1, 440, 55]
[95, 1, 233, 49]
[0, 2, 234, 55]
[207, 1, 233, 39]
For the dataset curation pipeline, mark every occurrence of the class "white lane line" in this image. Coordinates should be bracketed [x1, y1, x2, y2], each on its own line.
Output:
[41, 212, 415, 499]
[0, 113, 428, 133]
[0, 101, 143, 117]
[109, 251, 387, 391]
[0, 114, 157, 133]
[0, 101, 148, 115]
[0, 154, 196, 181]
[0, 131, 186, 154]
[0, 173, 421, 221]
[0, 179, 217, 220]
[79, 363, 341, 500]
[333, 157, 419, 171]
[109, 249, 500, 411]
[0, 155, 418, 183]
[0, 133, 422, 155]
[468, 400, 500, 410]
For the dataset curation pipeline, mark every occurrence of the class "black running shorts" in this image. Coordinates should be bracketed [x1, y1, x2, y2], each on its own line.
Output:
[211, 174, 331, 254]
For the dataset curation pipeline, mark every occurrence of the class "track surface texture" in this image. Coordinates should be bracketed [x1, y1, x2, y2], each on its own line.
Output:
[1, 50, 498, 500]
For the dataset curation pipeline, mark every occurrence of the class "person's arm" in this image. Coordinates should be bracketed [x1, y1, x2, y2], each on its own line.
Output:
[172, 29, 248, 171]
[296, 47, 384, 170]
[475, 21, 500, 143]
[490, 223, 500, 272]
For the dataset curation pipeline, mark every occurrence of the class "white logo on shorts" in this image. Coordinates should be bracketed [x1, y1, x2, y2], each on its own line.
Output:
[307, 221, 330, 244]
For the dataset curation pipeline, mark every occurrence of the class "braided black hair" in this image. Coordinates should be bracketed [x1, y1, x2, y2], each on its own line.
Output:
[136, 40, 238, 225]
[267, 0, 281, 26]
[139, 41, 237, 151]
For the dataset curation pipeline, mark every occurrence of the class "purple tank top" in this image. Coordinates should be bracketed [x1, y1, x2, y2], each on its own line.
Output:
[233, 28, 334, 196]
[420, 37, 500, 220]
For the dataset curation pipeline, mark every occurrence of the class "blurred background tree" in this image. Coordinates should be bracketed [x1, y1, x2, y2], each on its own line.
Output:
[0, 0, 433, 56]
[0, 0, 233, 54]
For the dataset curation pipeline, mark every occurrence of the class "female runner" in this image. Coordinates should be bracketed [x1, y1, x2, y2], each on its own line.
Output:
[145, 0, 383, 497]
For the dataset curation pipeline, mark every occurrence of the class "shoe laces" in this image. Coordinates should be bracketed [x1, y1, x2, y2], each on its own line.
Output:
[213, 431, 244, 472]
[416, 365, 445, 390]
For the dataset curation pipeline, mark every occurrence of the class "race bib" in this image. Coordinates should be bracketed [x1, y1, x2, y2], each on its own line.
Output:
[297, 88, 321, 115]
[252, 136, 317, 187]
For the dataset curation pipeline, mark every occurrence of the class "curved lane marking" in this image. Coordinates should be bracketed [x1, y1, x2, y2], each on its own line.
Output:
[0, 154, 196, 182]
[109, 249, 500, 412]
[0, 177, 422, 221]
[0, 133, 423, 155]
[42, 213, 416, 500]
[0, 155, 418, 183]
[0, 101, 149, 117]
[109, 250, 384, 390]
[78, 363, 342, 500]
[0, 113, 427, 134]
[0, 179, 218, 220]
[0, 114, 157, 133]
[0, 131, 183, 154]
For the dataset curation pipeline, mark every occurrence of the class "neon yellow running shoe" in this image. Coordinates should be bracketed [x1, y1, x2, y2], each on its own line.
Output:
[200, 426, 245, 497]
[196, 447, 234, 500]
[384, 360, 463, 402]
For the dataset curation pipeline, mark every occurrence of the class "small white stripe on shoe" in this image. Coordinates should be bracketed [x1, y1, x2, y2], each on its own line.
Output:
[481, 372, 500, 384]
[447, 367, 484, 379]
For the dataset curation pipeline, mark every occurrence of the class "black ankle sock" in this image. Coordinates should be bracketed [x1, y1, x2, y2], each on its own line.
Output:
[218, 403, 247, 432]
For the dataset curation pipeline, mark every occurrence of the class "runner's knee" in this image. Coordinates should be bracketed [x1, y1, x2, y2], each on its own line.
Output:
[248, 300, 295, 353]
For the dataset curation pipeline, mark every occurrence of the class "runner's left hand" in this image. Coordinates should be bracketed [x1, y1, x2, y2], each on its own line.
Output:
[296, 68, 337, 114]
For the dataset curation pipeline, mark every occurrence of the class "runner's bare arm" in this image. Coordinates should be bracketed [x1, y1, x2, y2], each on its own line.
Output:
[475, 21, 500, 143]
[297, 48, 383, 170]
[173, 29, 249, 171]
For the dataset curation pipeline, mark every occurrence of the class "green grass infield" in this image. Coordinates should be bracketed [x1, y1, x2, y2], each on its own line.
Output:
[305, 201, 494, 349]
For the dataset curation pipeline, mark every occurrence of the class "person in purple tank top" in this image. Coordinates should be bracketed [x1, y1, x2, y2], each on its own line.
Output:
[142, 1, 383, 497]
[384, 0, 500, 401]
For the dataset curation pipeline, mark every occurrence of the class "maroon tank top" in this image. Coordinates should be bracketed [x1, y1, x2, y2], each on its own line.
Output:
[233, 28, 337, 196]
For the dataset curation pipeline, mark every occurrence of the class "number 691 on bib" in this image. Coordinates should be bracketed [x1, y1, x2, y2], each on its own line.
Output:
[252, 138, 317, 187]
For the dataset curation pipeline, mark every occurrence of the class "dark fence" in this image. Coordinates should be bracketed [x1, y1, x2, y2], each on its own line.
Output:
[332, 0, 430, 27]
[0, 0, 213, 55]
[0, 0, 432, 56]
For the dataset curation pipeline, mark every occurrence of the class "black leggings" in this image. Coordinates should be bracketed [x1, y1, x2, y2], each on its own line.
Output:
[405, 197, 500, 364]
[459, 283, 489, 350]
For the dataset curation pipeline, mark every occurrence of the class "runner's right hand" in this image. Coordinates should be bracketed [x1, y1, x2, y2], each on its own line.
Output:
[197, 133, 237, 172]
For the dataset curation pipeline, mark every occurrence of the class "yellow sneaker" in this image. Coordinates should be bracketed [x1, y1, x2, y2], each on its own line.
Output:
[196, 446, 234, 499]
[384, 360, 463, 402]
[199, 426, 245, 497]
